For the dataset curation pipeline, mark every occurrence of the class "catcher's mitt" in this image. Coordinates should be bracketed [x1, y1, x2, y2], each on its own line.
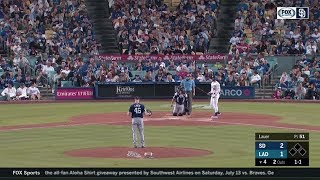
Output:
[146, 109, 152, 116]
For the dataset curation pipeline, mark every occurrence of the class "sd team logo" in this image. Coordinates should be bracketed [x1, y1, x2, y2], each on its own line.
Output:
[277, 7, 309, 19]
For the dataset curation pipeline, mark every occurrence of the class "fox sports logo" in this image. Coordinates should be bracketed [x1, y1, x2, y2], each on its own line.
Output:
[278, 7, 296, 18]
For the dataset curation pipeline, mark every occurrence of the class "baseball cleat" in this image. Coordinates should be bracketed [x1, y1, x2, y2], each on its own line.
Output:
[217, 112, 221, 115]
[134, 145, 138, 148]
[141, 146, 145, 148]
[211, 116, 218, 120]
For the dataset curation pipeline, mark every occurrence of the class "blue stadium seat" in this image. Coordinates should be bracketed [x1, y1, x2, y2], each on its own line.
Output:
[13, 82, 20, 88]
[61, 81, 73, 87]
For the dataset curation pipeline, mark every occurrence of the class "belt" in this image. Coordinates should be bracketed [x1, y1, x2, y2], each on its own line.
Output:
[185, 91, 192, 93]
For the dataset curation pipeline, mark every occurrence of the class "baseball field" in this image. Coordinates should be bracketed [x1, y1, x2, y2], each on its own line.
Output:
[0, 100, 319, 167]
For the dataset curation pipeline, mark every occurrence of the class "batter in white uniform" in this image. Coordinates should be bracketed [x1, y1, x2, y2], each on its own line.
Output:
[208, 78, 221, 119]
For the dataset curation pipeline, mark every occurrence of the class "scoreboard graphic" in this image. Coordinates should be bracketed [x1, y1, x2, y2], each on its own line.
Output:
[255, 133, 309, 166]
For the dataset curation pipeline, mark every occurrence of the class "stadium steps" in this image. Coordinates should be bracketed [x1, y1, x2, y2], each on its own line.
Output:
[38, 87, 55, 100]
[255, 87, 274, 99]
[255, 74, 282, 99]
[209, 0, 238, 53]
[84, 0, 120, 54]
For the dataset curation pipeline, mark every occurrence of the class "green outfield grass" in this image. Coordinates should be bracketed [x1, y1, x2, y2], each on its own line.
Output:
[0, 101, 319, 167]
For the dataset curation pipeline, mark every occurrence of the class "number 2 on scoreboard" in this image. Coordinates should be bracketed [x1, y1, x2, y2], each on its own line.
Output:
[280, 143, 284, 148]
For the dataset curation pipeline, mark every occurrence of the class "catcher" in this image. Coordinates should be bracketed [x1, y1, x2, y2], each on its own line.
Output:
[171, 88, 187, 116]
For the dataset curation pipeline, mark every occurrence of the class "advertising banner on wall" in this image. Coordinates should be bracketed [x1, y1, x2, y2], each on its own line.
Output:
[95, 83, 255, 99]
[194, 84, 255, 99]
[55, 88, 94, 100]
[96, 54, 230, 62]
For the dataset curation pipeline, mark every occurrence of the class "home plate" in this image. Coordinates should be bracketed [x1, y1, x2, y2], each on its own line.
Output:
[163, 116, 186, 120]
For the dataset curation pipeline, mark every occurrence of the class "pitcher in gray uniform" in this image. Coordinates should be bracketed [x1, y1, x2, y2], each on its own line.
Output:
[127, 96, 151, 148]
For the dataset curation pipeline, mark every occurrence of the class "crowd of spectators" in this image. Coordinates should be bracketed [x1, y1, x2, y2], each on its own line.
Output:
[230, 0, 320, 56]
[18, 55, 264, 90]
[275, 55, 320, 100]
[1, 0, 320, 101]
[0, 0, 100, 60]
[0, 81, 41, 101]
[0, 0, 101, 99]
[110, 0, 219, 55]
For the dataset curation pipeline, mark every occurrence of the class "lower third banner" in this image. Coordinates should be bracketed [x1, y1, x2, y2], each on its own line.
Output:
[55, 88, 94, 100]
[2, 168, 320, 177]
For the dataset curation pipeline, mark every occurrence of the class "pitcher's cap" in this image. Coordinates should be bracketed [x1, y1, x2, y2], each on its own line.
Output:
[134, 96, 140, 100]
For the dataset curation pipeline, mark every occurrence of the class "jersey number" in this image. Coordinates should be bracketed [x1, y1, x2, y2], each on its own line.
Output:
[134, 107, 142, 114]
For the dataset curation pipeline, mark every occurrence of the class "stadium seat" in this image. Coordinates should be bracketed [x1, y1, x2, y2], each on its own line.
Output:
[27, 56, 38, 67]
[61, 81, 73, 87]
[211, 67, 218, 73]
[131, 71, 146, 78]
[13, 82, 20, 88]
[167, 70, 176, 75]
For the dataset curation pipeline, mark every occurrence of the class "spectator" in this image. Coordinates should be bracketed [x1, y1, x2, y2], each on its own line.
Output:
[294, 82, 307, 100]
[279, 72, 289, 88]
[143, 71, 153, 82]
[225, 74, 237, 86]
[13, 54, 30, 74]
[167, 61, 177, 71]
[238, 72, 249, 86]
[306, 40, 317, 55]
[311, 28, 320, 42]
[250, 70, 261, 88]
[82, 71, 96, 87]
[164, 73, 175, 82]
[1, 82, 16, 101]
[16, 83, 29, 100]
[273, 87, 283, 99]
[105, 72, 114, 82]
[132, 75, 142, 82]
[28, 82, 41, 100]
[305, 83, 319, 100]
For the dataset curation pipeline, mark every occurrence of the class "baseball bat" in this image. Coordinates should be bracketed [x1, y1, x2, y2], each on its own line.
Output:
[196, 86, 209, 95]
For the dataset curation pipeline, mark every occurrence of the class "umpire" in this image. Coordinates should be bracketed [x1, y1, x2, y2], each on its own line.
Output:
[180, 73, 195, 115]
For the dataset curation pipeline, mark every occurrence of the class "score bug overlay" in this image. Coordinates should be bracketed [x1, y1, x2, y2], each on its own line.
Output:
[277, 7, 309, 19]
[255, 133, 309, 166]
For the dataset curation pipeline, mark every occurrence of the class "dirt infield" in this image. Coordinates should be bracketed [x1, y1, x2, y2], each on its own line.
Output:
[0, 99, 319, 104]
[64, 147, 212, 159]
[1, 111, 320, 132]
[70, 111, 281, 127]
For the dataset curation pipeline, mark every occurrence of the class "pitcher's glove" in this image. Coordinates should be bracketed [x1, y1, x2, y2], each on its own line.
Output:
[146, 109, 152, 116]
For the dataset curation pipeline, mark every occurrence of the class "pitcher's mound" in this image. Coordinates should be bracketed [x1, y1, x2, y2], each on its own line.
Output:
[65, 147, 212, 159]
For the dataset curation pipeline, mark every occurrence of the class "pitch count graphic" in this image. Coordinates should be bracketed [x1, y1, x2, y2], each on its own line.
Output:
[255, 133, 309, 166]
